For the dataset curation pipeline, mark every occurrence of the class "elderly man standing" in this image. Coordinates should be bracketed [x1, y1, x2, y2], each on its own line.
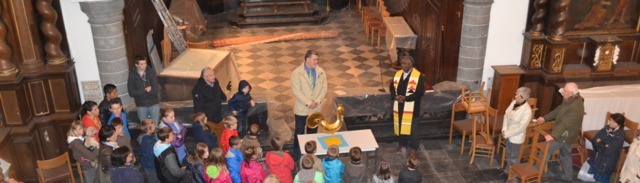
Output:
[192, 67, 227, 142]
[291, 50, 327, 157]
[536, 82, 584, 182]
[390, 55, 424, 157]
[502, 87, 532, 178]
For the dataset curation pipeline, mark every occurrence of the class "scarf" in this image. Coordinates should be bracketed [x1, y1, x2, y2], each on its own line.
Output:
[67, 136, 84, 144]
[392, 68, 421, 135]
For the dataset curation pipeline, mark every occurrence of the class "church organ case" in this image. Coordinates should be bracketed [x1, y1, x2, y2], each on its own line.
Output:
[520, 0, 640, 114]
[0, 0, 80, 182]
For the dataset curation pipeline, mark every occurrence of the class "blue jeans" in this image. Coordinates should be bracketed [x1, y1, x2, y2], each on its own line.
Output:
[82, 166, 96, 183]
[505, 140, 521, 173]
[137, 104, 160, 124]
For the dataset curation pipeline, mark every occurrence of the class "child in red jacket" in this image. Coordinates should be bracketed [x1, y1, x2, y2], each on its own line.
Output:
[265, 136, 295, 183]
[220, 116, 239, 153]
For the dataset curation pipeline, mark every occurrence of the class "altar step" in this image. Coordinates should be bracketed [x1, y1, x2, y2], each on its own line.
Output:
[231, 0, 328, 27]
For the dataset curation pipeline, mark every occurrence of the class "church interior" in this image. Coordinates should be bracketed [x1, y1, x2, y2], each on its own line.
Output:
[1, 0, 640, 182]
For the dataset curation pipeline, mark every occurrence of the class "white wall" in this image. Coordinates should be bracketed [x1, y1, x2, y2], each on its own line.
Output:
[483, 0, 529, 88]
[60, 0, 101, 102]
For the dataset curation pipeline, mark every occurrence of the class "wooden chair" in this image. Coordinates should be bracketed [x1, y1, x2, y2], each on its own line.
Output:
[36, 152, 75, 183]
[449, 102, 475, 154]
[624, 117, 639, 144]
[583, 112, 616, 142]
[613, 148, 628, 182]
[508, 123, 554, 183]
[469, 105, 496, 166]
[76, 162, 84, 183]
[369, 7, 390, 51]
[363, 0, 386, 40]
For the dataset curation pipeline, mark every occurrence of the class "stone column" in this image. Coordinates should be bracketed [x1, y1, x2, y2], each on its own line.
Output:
[80, 0, 131, 106]
[456, 0, 494, 90]
[0, 1, 19, 80]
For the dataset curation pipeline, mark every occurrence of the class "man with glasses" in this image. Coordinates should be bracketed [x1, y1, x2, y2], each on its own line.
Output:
[536, 82, 584, 182]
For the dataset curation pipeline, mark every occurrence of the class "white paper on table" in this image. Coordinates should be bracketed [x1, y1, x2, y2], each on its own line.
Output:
[0, 158, 10, 179]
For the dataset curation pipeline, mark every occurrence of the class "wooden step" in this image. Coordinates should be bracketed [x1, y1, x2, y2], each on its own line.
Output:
[231, 14, 327, 27]
[240, 8, 315, 17]
[241, 0, 310, 7]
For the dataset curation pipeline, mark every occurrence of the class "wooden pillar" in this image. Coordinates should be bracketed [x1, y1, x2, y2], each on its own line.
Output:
[36, 0, 68, 68]
[490, 65, 525, 116]
[0, 1, 18, 80]
[7, 0, 45, 73]
[549, 0, 571, 41]
[528, 0, 548, 36]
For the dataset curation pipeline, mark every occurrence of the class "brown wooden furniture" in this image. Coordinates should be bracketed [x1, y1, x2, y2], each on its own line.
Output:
[36, 152, 75, 183]
[468, 106, 496, 166]
[613, 148, 628, 183]
[231, 0, 327, 26]
[396, 0, 463, 86]
[187, 41, 210, 49]
[448, 102, 475, 155]
[508, 124, 554, 183]
[624, 118, 639, 144]
[583, 112, 616, 142]
[76, 162, 84, 183]
[490, 65, 526, 116]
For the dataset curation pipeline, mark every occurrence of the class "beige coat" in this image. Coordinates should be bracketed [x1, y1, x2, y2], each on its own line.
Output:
[291, 62, 327, 116]
[502, 100, 532, 144]
[620, 137, 640, 183]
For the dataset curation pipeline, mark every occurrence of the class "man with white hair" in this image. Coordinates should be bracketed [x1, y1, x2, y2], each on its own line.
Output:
[192, 67, 227, 144]
[536, 82, 584, 182]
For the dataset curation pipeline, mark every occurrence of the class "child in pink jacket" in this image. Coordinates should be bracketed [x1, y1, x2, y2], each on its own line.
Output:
[241, 147, 267, 183]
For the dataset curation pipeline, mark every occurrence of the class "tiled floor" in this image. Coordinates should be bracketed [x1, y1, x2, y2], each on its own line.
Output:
[201, 9, 396, 127]
[167, 8, 589, 183]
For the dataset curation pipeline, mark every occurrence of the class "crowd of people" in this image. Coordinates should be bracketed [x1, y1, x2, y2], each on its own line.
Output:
[58, 52, 640, 183]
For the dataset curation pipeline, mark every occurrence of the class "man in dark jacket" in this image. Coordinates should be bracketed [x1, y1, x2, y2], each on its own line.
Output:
[192, 67, 227, 138]
[536, 82, 585, 182]
[389, 56, 424, 157]
[128, 56, 160, 124]
[99, 84, 118, 125]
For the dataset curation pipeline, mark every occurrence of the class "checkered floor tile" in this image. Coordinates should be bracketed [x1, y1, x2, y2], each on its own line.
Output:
[203, 9, 396, 129]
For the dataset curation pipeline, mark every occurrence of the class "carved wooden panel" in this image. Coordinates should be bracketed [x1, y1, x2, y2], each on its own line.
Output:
[12, 136, 39, 182]
[37, 125, 62, 159]
[0, 130, 16, 180]
[0, 91, 21, 125]
[27, 81, 50, 116]
[48, 79, 70, 112]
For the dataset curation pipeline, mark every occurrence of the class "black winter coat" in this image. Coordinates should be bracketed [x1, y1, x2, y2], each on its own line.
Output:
[192, 78, 227, 123]
[589, 127, 625, 174]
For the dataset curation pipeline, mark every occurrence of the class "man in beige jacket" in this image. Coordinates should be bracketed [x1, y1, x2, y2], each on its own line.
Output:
[291, 50, 327, 158]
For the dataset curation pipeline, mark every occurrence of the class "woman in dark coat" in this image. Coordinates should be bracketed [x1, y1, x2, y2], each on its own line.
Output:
[588, 113, 626, 183]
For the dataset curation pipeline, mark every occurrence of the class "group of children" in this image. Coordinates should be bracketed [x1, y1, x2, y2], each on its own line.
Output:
[64, 80, 426, 183]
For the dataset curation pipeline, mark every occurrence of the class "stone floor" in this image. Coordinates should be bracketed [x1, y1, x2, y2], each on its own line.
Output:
[200, 9, 396, 129]
[151, 7, 590, 183]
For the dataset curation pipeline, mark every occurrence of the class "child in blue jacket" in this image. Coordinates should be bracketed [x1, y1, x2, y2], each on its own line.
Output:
[228, 80, 255, 137]
[322, 145, 344, 183]
[226, 136, 244, 183]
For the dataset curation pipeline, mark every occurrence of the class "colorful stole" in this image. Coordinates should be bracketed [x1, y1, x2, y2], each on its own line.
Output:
[392, 68, 420, 135]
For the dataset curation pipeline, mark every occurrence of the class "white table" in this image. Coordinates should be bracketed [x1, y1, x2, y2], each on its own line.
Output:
[384, 16, 417, 63]
[580, 84, 640, 149]
[297, 129, 379, 167]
